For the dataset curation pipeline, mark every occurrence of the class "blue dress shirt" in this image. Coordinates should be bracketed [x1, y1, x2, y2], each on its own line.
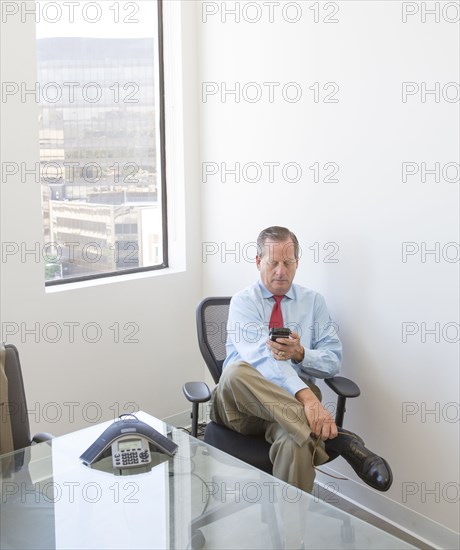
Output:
[223, 280, 342, 396]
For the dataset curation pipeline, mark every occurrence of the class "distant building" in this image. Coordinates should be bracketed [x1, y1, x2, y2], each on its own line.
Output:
[49, 202, 161, 278]
[37, 37, 163, 280]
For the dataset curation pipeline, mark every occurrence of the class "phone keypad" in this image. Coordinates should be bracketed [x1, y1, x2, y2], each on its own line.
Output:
[113, 447, 151, 468]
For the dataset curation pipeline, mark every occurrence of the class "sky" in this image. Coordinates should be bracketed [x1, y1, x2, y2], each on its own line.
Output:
[35, 0, 157, 39]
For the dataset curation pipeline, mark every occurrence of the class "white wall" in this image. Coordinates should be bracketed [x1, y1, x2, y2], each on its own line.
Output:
[199, 0, 459, 541]
[1, 0, 458, 545]
[0, 2, 203, 435]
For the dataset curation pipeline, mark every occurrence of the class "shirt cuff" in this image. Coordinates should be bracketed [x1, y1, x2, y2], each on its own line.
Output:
[284, 375, 308, 397]
[296, 348, 318, 370]
[292, 347, 305, 365]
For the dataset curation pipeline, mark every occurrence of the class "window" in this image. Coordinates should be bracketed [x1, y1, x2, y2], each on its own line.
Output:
[37, 0, 167, 284]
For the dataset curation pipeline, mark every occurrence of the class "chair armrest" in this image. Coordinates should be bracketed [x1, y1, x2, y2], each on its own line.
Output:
[324, 376, 360, 398]
[183, 381, 212, 403]
[32, 432, 54, 444]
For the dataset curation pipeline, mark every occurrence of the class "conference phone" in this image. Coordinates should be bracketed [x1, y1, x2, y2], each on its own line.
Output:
[80, 414, 178, 473]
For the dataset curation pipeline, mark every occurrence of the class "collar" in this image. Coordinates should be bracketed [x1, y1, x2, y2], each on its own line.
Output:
[257, 280, 295, 300]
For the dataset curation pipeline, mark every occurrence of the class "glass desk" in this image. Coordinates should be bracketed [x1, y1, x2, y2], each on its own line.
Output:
[0, 412, 414, 549]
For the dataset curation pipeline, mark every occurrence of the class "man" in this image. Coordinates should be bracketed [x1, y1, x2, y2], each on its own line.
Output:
[210, 226, 392, 493]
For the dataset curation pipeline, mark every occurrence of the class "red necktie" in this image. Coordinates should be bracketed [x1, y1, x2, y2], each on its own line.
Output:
[269, 295, 284, 329]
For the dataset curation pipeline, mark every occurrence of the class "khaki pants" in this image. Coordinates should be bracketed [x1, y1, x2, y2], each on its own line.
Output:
[210, 361, 329, 493]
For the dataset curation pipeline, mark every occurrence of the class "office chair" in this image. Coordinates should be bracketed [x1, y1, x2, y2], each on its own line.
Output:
[2, 344, 54, 453]
[183, 297, 362, 547]
[183, 297, 361, 471]
[1, 344, 56, 549]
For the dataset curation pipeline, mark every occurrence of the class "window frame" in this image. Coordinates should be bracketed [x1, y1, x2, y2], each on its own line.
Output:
[44, 0, 168, 287]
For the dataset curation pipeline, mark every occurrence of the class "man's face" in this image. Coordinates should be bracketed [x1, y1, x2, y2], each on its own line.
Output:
[256, 239, 298, 295]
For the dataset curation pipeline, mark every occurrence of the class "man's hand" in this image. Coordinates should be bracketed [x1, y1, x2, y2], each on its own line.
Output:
[295, 388, 338, 440]
[267, 331, 304, 363]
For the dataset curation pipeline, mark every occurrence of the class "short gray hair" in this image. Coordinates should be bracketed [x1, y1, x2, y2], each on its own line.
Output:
[256, 226, 300, 258]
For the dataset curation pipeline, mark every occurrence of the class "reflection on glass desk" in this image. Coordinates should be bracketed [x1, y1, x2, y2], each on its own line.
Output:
[0, 412, 415, 549]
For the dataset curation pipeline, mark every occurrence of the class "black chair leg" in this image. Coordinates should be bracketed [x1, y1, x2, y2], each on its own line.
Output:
[335, 396, 346, 427]
[191, 402, 199, 438]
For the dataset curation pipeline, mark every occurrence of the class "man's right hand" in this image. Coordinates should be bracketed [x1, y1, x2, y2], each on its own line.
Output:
[295, 388, 338, 441]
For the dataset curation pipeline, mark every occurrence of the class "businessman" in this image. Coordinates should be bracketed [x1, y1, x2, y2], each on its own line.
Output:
[210, 226, 392, 493]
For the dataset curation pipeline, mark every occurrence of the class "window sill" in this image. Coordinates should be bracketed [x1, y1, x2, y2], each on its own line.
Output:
[45, 265, 186, 294]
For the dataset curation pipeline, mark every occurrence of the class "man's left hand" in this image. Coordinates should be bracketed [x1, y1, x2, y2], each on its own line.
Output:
[267, 331, 305, 363]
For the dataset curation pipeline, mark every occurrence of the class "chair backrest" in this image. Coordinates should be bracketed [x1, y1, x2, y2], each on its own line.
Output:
[3, 344, 32, 451]
[196, 297, 231, 384]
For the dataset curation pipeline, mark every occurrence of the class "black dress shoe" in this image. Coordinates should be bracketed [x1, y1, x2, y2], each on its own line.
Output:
[324, 428, 365, 457]
[338, 428, 365, 446]
[339, 439, 393, 492]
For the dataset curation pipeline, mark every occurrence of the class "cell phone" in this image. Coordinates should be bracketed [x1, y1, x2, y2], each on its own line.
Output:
[269, 327, 292, 341]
